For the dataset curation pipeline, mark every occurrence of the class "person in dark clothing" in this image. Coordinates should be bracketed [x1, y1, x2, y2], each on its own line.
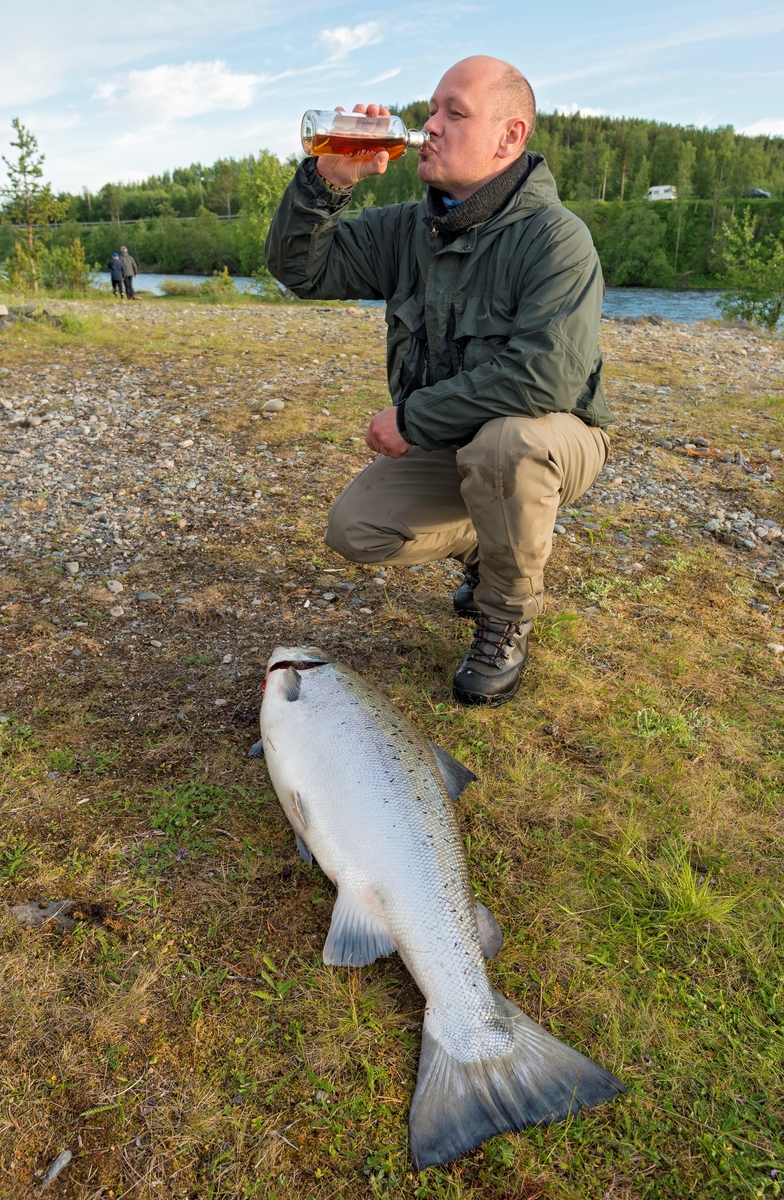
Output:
[119, 246, 139, 298]
[107, 252, 125, 297]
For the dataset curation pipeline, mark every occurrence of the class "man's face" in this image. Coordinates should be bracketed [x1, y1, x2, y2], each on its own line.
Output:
[417, 59, 524, 200]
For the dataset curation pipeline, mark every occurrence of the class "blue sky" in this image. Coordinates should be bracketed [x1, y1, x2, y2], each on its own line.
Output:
[2, 0, 783, 192]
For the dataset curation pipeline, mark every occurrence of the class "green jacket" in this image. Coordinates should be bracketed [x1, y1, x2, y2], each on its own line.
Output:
[266, 156, 614, 450]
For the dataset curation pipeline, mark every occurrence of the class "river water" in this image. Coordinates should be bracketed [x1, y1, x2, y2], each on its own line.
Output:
[93, 273, 725, 324]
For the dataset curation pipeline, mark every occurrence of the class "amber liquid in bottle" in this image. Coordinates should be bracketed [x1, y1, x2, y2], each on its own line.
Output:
[309, 133, 408, 160]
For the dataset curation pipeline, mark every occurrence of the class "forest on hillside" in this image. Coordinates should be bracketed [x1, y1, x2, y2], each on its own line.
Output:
[2, 107, 783, 290]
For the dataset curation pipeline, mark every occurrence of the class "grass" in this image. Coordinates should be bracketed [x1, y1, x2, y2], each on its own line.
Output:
[0, 298, 783, 1198]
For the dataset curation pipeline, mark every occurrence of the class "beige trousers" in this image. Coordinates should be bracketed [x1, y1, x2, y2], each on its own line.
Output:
[326, 413, 609, 624]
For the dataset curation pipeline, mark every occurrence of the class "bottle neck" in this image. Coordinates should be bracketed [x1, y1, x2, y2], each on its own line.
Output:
[406, 129, 429, 149]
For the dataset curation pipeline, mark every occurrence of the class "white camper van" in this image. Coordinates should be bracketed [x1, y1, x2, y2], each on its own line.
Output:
[647, 185, 677, 201]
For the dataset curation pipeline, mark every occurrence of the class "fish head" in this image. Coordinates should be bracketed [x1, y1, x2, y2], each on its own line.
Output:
[261, 646, 333, 712]
[265, 645, 333, 673]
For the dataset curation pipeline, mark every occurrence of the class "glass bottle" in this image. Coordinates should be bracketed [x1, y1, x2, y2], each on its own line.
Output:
[301, 110, 429, 161]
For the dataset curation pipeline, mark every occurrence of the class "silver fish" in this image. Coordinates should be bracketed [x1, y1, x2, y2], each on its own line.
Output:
[259, 646, 624, 1168]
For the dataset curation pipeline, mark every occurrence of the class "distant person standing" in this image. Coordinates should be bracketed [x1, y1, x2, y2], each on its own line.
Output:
[107, 252, 125, 297]
[119, 245, 139, 299]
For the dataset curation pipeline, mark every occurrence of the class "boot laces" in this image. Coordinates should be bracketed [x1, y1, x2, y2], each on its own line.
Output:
[466, 614, 522, 670]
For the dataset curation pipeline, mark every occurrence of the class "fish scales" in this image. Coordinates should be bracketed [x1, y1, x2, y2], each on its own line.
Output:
[260, 646, 625, 1168]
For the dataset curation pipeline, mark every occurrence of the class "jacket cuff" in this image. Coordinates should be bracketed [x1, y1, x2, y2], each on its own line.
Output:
[303, 157, 354, 208]
[395, 401, 413, 445]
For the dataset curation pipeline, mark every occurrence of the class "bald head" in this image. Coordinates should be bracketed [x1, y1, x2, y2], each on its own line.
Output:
[418, 56, 536, 200]
[441, 57, 536, 148]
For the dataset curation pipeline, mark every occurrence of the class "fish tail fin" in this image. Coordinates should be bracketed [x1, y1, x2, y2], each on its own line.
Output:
[409, 990, 625, 1170]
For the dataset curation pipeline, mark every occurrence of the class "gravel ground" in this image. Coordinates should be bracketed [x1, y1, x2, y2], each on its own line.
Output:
[1, 302, 783, 711]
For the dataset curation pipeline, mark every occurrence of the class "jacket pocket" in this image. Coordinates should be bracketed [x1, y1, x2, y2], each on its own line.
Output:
[453, 295, 515, 371]
[385, 291, 427, 402]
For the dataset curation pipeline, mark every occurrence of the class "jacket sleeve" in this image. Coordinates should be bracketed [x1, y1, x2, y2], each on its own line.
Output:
[402, 216, 607, 450]
[265, 158, 405, 301]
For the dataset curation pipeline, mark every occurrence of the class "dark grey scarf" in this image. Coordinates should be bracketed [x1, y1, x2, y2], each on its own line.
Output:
[425, 151, 533, 238]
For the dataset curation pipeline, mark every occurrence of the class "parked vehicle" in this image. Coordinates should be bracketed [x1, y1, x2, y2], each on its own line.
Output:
[745, 188, 772, 199]
[647, 185, 677, 201]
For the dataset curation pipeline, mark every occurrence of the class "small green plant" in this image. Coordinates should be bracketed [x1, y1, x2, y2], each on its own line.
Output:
[48, 747, 77, 772]
[0, 841, 32, 880]
[182, 651, 216, 666]
[718, 209, 784, 331]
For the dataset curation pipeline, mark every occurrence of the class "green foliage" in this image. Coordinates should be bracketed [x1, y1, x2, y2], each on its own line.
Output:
[717, 208, 784, 329]
[1, 118, 68, 293]
[598, 201, 677, 286]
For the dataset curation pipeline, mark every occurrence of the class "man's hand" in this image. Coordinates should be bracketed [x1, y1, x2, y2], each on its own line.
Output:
[365, 407, 412, 458]
[316, 105, 392, 189]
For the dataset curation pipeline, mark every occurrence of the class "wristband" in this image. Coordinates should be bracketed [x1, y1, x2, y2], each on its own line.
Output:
[316, 167, 353, 193]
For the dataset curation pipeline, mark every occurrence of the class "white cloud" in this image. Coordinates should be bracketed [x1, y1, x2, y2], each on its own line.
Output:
[740, 117, 784, 137]
[95, 60, 263, 122]
[318, 22, 382, 60]
[364, 68, 401, 85]
[554, 103, 606, 117]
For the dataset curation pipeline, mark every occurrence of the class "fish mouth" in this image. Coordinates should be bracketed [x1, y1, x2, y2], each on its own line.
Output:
[266, 645, 332, 672]
[262, 649, 330, 696]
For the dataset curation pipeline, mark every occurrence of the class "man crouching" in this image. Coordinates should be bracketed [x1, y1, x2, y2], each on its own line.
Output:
[265, 55, 613, 707]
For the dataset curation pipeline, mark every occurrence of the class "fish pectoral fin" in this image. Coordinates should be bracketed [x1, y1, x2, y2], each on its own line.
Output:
[281, 667, 302, 702]
[323, 889, 397, 968]
[248, 739, 265, 759]
[475, 900, 503, 959]
[295, 834, 313, 866]
[427, 740, 478, 802]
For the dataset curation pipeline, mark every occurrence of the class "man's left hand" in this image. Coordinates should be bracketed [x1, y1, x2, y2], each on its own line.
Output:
[365, 407, 412, 458]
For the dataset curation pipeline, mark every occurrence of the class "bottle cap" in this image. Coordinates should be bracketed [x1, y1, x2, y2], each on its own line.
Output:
[407, 130, 430, 149]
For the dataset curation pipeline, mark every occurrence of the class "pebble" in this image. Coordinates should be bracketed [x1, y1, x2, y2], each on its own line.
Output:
[65, 561, 79, 575]
[321, 409, 330, 416]
[630, 563, 644, 572]
[694, 437, 711, 447]
[553, 523, 566, 534]
[771, 449, 782, 460]
[214, 698, 228, 706]
[41, 1149, 73, 1186]
[767, 643, 784, 655]
[655, 439, 673, 449]
[222, 653, 232, 664]
[262, 399, 285, 413]
[136, 591, 162, 602]
[106, 579, 123, 593]
[150, 639, 162, 648]
[110, 606, 124, 617]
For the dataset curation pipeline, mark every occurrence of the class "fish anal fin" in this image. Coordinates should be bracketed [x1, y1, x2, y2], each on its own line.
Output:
[295, 834, 313, 865]
[323, 889, 397, 968]
[248, 739, 264, 759]
[409, 991, 626, 1169]
[475, 900, 503, 959]
[427, 740, 477, 802]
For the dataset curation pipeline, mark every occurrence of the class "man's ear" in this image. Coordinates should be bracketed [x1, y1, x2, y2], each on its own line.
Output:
[498, 118, 527, 160]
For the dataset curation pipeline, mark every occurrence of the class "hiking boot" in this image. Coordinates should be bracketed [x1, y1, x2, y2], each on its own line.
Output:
[452, 615, 529, 707]
[453, 562, 481, 619]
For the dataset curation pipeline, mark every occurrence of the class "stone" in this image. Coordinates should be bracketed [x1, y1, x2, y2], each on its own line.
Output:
[631, 563, 644, 572]
[767, 643, 784, 655]
[214, 698, 228, 706]
[655, 439, 673, 449]
[771, 449, 782, 460]
[179, 438, 194, 448]
[41, 1150, 73, 1187]
[106, 579, 123, 593]
[160, 459, 175, 469]
[11, 899, 74, 931]
[694, 437, 710, 447]
[320, 408, 330, 416]
[262, 399, 285, 413]
[150, 639, 162, 648]
[222, 653, 232, 664]
[751, 601, 771, 614]
[703, 519, 721, 533]
[0, 305, 8, 317]
[553, 523, 566, 534]
[110, 606, 124, 617]
[322, 592, 336, 601]
[136, 591, 162, 602]
[65, 561, 79, 575]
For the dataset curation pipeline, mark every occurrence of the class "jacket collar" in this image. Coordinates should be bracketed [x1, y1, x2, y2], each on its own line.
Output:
[421, 154, 560, 239]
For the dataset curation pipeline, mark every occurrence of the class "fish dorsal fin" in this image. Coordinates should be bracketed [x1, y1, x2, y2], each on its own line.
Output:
[475, 900, 503, 959]
[281, 666, 301, 702]
[427, 740, 478, 802]
[295, 834, 313, 865]
[323, 889, 397, 968]
[248, 739, 264, 758]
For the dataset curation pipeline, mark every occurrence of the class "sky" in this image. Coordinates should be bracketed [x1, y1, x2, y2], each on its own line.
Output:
[1, 0, 783, 194]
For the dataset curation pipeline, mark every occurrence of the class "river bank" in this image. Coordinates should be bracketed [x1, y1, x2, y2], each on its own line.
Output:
[1, 302, 782, 1199]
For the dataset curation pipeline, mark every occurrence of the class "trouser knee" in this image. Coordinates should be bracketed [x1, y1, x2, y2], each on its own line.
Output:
[324, 496, 402, 564]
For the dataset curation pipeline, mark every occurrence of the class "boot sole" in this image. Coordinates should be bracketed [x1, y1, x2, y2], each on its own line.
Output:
[452, 674, 522, 707]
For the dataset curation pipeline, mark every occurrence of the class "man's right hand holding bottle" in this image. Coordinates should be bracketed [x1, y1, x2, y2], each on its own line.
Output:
[315, 104, 392, 189]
